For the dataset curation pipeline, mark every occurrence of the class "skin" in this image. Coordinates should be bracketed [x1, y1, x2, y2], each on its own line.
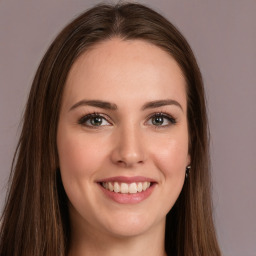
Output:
[57, 38, 190, 256]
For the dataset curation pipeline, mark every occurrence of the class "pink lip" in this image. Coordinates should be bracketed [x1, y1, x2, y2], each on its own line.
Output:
[98, 184, 156, 204]
[96, 176, 157, 204]
[97, 176, 156, 184]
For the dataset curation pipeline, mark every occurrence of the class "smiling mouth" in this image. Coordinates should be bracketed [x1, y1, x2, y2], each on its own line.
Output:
[99, 181, 153, 194]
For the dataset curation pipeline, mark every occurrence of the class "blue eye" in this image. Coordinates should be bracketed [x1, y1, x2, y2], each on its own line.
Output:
[78, 113, 111, 127]
[147, 113, 176, 127]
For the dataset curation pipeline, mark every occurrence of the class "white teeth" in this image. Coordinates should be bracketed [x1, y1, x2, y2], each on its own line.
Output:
[137, 182, 143, 192]
[143, 181, 150, 191]
[102, 181, 151, 194]
[114, 182, 120, 193]
[108, 182, 114, 192]
[120, 183, 129, 193]
[129, 182, 137, 194]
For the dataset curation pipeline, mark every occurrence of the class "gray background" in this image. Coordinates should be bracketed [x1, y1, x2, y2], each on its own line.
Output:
[0, 0, 255, 255]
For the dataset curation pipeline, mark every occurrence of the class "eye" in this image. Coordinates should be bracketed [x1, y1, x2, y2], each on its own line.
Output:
[146, 113, 176, 127]
[78, 113, 111, 127]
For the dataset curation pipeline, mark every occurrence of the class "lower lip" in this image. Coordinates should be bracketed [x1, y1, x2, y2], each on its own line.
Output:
[98, 183, 156, 204]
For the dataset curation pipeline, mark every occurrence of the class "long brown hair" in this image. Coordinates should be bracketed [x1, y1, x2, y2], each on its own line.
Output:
[0, 3, 221, 255]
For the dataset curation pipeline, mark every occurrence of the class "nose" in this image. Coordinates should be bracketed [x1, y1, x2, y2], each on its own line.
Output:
[110, 125, 146, 168]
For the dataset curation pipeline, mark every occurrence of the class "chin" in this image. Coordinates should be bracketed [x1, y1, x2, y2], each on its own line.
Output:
[96, 208, 166, 239]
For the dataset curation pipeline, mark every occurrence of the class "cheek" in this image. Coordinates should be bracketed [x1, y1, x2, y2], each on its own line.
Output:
[57, 130, 109, 215]
[150, 133, 189, 177]
[143, 132, 189, 218]
[157, 142, 187, 171]
[57, 130, 106, 179]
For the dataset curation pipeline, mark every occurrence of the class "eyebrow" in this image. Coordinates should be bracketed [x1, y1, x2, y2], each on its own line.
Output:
[69, 99, 183, 112]
[69, 100, 118, 111]
[141, 99, 183, 112]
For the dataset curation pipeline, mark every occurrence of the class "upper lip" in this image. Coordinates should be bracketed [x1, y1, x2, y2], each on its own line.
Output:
[96, 176, 156, 184]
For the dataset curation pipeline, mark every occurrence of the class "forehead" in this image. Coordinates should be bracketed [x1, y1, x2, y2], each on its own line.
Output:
[63, 38, 187, 110]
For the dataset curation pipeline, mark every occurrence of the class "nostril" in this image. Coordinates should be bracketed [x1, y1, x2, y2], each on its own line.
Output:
[116, 159, 144, 168]
[116, 160, 126, 166]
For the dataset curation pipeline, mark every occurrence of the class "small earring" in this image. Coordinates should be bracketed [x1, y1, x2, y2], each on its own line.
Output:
[185, 165, 191, 178]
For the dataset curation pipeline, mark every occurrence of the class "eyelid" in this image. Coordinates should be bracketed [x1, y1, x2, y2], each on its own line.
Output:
[145, 112, 177, 126]
[78, 112, 112, 127]
[77, 111, 176, 128]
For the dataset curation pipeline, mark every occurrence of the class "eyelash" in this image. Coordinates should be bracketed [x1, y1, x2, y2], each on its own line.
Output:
[78, 112, 111, 128]
[146, 112, 177, 128]
[78, 112, 177, 128]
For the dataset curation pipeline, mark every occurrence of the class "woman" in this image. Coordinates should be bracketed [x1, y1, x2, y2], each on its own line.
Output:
[0, 2, 221, 256]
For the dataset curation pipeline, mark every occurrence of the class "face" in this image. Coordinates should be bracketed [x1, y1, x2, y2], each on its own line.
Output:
[57, 38, 190, 239]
